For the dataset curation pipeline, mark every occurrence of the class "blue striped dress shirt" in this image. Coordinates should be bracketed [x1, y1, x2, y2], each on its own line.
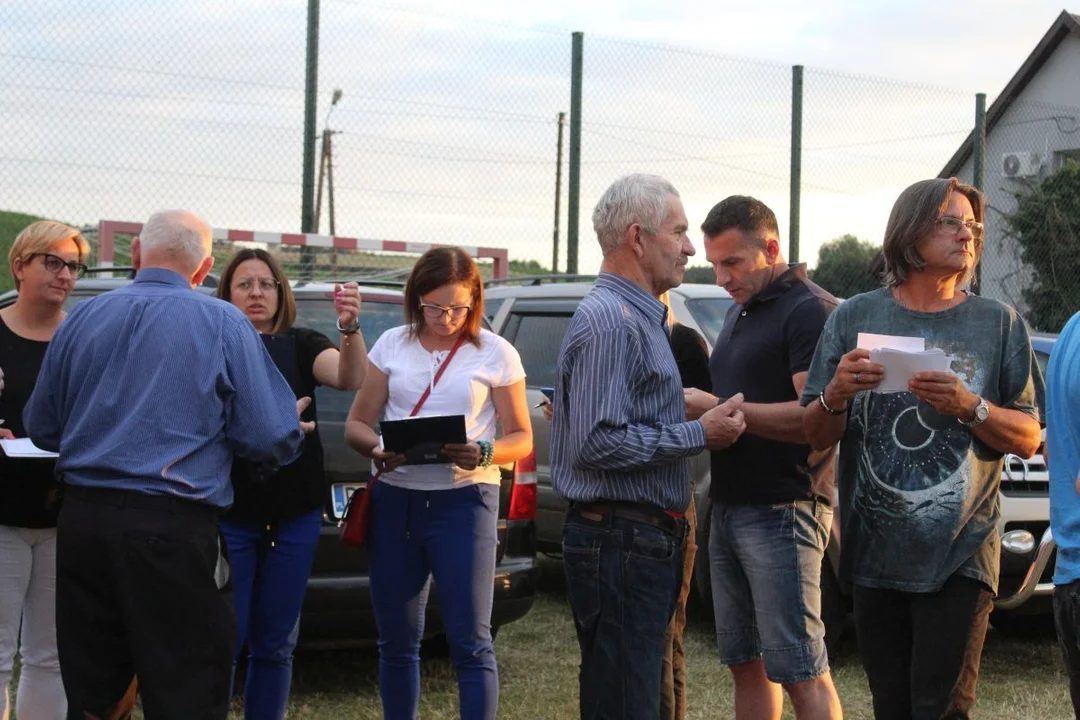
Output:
[550, 272, 706, 513]
[23, 268, 304, 508]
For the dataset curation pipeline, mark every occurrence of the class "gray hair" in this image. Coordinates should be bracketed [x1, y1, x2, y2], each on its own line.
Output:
[139, 210, 212, 271]
[592, 174, 680, 255]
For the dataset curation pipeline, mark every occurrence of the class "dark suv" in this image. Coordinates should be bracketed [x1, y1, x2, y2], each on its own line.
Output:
[0, 271, 541, 647]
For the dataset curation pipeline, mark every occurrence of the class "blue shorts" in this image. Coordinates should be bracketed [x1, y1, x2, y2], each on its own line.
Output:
[708, 499, 832, 685]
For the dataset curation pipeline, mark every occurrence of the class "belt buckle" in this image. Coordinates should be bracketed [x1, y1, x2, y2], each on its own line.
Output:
[579, 511, 604, 522]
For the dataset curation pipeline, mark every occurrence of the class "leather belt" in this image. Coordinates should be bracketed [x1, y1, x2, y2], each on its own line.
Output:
[570, 501, 684, 536]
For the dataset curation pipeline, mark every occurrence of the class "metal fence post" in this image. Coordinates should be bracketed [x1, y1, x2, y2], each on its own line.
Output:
[973, 92, 986, 292]
[789, 65, 803, 264]
[567, 32, 583, 275]
[300, 0, 320, 279]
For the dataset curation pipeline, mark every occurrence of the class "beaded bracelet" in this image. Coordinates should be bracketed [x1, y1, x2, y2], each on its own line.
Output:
[477, 439, 495, 467]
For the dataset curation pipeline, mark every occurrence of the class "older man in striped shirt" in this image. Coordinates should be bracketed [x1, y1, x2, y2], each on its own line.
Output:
[551, 174, 746, 719]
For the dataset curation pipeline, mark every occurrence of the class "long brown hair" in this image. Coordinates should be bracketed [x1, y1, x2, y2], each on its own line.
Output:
[404, 247, 484, 346]
[216, 248, 296, 334]
[881, 177, 985, 287]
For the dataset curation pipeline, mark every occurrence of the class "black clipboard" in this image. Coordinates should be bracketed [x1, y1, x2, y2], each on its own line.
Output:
[380, 414, 468, 465]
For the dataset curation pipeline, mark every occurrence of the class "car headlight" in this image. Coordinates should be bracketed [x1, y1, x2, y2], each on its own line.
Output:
[1002, 529, 1036, 555]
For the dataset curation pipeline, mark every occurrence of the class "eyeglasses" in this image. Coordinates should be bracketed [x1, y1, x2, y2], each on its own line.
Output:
[233, 277, 280, 294]
[937, 216, 984, 240]
[420, 303, 471, 320]
[28, 253, 87, 279]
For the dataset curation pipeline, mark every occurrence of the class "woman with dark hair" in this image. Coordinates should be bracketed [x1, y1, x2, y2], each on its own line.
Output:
[801, 177, 1042, 719]
[345, 246, 533, 720]
[0, 221, 90, 719]
[216, 248, 368, 719]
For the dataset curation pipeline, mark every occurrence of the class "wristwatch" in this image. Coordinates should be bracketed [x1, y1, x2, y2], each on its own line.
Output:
[336, 317, 361, 335]
[960, 397, 990, 427]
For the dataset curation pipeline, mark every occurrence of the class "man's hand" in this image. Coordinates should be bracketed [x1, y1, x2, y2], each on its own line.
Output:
[700, 393, 746, 450]
[825, 348, 885, 406]
[541, 401, 553, 423]
[684, 388, 718, 421]
[909, 371, 979, 420]
[372, 447, 407, 474]
[296, 396, 316, 434]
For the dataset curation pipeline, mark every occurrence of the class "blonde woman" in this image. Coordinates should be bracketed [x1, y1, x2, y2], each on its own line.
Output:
[0, 221, 90, 720]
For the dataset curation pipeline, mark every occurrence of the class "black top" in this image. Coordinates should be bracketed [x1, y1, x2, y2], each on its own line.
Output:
[225, 326, 335, 526]
[669, 323, 712, 392]
[0, 316, 59, 528]
[709, 265, 839, 505]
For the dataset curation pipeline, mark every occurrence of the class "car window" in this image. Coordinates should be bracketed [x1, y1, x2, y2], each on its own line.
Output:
[503, 313, 574, 389]
[295, 297, 405, 424]
[483, 298, 505, 324]
[684, 297, 734, 347]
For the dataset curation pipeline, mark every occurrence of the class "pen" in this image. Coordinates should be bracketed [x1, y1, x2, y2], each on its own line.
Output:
[533, 400, 550, 409]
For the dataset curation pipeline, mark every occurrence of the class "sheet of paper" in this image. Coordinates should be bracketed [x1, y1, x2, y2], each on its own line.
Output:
[869, 348, 952, 393]
[857, 332, 925, 352]
[0, 437, 59, 459]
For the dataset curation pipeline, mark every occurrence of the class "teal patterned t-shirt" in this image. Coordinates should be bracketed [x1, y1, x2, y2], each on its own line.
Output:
[801, 288, 1041, 594]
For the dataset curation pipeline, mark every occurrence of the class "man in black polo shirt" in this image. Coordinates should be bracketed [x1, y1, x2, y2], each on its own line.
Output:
[684, 196, 842, 720]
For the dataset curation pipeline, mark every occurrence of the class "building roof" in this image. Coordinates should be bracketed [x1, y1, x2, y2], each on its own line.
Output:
[939, 10, 1080, 178]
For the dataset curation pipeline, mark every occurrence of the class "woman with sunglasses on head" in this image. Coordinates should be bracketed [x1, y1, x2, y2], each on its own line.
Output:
[345, 247, 532, 720]
[0, 221, 90, 720]
[215, 248, 368, 719]
[801, 178, 1042, 719]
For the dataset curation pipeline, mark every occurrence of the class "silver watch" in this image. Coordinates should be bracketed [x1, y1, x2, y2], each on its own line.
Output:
[960, 398, 990, 427]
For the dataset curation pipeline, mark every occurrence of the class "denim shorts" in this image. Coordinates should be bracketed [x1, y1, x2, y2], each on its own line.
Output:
[708, 499, 832, 685]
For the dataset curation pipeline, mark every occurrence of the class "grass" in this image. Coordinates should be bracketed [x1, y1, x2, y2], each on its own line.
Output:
[15, 556, 1073, 718]
[267, 557, 1072, 719]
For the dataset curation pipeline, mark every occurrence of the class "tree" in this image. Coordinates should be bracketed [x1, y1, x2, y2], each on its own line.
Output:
[1004, 160, 1080, 333]
[809, 234, 883, 299]
[683, 266, 716, 284]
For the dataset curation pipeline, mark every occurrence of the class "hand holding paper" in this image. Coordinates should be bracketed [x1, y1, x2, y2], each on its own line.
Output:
[0, 437, 59, 459]
[856, 332, 953, 395]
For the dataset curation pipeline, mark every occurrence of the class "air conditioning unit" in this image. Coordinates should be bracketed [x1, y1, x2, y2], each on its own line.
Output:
[1002, 152, 1042, 179]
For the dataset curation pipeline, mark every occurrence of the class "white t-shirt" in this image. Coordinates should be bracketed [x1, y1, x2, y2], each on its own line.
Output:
[367, 326, 526, 489]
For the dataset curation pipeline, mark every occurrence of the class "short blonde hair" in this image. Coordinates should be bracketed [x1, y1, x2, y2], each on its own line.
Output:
[9, 221, 92, 290]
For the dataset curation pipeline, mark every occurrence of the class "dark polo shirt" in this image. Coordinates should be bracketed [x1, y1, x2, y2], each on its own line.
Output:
[709, 264, 839, 505]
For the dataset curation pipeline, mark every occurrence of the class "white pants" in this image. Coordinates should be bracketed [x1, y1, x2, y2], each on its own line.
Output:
[0, 525, 65, 720]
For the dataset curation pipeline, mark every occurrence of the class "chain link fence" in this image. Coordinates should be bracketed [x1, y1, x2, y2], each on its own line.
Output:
[3, 1, 1078, 329]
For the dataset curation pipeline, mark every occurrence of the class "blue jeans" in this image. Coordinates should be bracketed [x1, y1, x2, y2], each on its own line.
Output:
[368, 481, 500, 720]
[563, 505, 685, 720]
[219, 508, 322, 720]
[708, 500, 832, 685]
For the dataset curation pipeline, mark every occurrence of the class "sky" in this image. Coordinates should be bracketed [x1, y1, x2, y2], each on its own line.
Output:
[1, 0, 1075, 274]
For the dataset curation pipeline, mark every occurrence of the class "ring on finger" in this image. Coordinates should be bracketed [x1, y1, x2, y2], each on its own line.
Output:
[853, 372, 862, 384]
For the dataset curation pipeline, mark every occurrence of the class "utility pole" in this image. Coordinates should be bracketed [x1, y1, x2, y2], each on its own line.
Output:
[552, 111, 566, 274]
[300, 0, 320, 279]
[313, 89, 343, 235]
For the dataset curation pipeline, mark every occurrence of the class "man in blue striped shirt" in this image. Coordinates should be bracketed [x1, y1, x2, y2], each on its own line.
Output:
[24, 210, 306, 720]
[551, 174, 746, 719]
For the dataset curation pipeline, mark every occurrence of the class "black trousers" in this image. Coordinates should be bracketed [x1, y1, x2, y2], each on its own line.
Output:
[1054, 580, 1080, 719]
[56, 487, 236, 720]
[852, 574, 993, 720]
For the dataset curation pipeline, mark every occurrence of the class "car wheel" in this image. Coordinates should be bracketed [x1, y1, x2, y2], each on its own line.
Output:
[422, 626, 501, 657]
[691, 498, 714, 619]
[990, 610, 1056, 639]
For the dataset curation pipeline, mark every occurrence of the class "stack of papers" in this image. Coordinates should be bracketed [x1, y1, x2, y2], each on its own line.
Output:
[0, 438, 59, 459]
[857, 333, 953, 394]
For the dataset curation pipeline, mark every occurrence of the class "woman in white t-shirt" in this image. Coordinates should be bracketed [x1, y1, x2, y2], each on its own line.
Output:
[345, 247, 532, 720]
